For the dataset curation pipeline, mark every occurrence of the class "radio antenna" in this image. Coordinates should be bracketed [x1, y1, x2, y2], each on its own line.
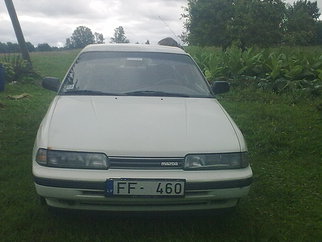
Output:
[158, 16, 181, 44]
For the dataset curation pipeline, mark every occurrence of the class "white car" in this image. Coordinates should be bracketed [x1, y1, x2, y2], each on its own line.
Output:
[33, 44, 252, 211]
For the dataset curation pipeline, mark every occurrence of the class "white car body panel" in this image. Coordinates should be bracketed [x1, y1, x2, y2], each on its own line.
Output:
[36, 96, 242, 157]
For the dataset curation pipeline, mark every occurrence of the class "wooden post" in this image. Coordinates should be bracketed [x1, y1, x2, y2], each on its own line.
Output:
[5, 0, 31, 64]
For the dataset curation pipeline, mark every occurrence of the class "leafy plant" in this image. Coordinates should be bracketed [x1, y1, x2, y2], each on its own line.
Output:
[0, 62, 15, 82]
[0, 54, 34, 82]
[187, 46, 322, 96]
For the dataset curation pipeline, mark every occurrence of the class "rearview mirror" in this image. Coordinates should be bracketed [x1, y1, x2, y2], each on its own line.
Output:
[42, 77, 60, 92]
[211, 81, 230, 94]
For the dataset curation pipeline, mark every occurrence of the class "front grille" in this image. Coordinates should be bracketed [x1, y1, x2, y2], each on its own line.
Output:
[109, 157, 184, 169]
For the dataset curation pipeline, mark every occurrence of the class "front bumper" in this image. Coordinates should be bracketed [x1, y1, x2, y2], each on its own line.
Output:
[33, 164, 252, 211]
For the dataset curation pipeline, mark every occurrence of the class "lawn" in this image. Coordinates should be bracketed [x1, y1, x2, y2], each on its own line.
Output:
[0, 50, 321, 241]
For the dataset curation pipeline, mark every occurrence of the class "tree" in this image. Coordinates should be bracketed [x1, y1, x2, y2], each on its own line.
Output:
[182, 0, 321, 47]
[314, 20, 322, 45]
[227, 0, 286, 48]
[0, 41, 34, 53]
[6, 42, 19, 52]
[94, 32, 104, 44]
[283, 0, 320, 45]
[65, 38, 72, 49]
[110, 26, 129, 43]
[182, 0, 234, 46]
[37, 43, 52, 51]
[67, 26, 95, 49]
[145, 40, 150, 45]
[183, 0, 287, 48]
[0, 42, 8, 53]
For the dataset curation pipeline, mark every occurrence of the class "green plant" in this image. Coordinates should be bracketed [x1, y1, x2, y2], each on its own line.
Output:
[0, 54, 33, 82]
[0, 62, 15, 82]
[186, 46, 322, 96]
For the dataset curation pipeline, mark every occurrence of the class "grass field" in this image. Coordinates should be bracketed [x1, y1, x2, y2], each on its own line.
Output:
[0, 50, 322, 241]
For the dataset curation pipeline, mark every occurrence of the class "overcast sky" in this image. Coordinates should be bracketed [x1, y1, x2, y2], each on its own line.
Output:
[0, 0, 321, 47]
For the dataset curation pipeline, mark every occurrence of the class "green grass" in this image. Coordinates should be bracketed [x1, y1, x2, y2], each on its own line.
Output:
[31, 49, 80, 79]
[0, 50, 321, 241]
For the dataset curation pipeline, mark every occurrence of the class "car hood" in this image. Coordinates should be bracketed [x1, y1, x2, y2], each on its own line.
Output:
[37, 96, 243, 157]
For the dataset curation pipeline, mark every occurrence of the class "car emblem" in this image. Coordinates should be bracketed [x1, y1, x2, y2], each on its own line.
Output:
[160, 161, 179, 167]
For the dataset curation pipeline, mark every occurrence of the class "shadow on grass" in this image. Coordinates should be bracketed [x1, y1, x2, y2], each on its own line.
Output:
[39, 207, 247, 241]
[47, 206, 236, 222]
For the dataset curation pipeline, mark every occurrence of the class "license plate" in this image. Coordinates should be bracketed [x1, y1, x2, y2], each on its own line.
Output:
[106, 179, 185, 197]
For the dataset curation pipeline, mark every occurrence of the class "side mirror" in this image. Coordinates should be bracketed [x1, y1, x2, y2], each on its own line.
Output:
[211, 81, 230, 94]
[42, 77, 60, 92]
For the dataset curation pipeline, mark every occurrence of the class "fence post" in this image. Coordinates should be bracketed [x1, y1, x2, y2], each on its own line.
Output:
[0, 64, 5, 92]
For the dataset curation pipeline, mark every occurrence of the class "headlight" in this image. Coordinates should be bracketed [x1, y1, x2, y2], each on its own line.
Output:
[184, 152, 248, 170]
[36, 149, 109, 169]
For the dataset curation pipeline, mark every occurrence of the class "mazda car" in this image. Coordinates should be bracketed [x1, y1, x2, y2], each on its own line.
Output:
[33, 44, 252, 211]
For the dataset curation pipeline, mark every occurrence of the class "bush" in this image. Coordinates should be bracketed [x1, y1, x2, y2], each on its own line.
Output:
[0, 62, 15, 82]
[0, 54, 34, 82]
[186, 46, 322, 96]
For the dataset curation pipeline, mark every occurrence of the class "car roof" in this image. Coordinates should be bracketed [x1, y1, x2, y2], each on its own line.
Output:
[81, 44, 187, 55]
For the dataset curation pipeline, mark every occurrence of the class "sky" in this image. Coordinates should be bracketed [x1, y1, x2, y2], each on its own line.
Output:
[0, 0, 321, 47]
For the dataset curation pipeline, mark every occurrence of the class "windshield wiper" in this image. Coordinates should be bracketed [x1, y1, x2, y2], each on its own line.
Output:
[61, 90, 124, 96]
[124, 90, 191, 97]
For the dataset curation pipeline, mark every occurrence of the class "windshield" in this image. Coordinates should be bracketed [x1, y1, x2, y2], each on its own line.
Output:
[60, 51, 212, 98]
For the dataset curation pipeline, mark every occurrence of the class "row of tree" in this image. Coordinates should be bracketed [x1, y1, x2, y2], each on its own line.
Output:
[183, 0, 322, 48]
[0, 25, 133, 53]
[65, 26, 131, 49]
[0, 41, 62, 53]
